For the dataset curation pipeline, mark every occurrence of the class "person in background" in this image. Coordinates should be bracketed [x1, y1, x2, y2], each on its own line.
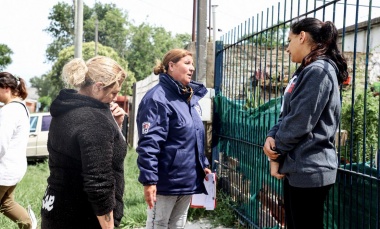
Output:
[40, 56, 127, 229]
[263, 18, 348, 229]
[136, 48, 212, 228]
[0, 72, 36, 229]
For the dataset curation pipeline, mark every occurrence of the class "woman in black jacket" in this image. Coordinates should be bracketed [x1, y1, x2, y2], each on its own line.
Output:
[41, 56, 127, 229]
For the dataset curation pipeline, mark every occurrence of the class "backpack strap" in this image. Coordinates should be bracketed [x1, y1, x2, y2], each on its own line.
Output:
[9, 101, 29, 118]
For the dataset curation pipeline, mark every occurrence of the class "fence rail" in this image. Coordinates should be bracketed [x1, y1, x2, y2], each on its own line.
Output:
[212, 0, 380, 228]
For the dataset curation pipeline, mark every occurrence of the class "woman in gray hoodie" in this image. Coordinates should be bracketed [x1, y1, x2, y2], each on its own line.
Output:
[263, 18, 348, 229]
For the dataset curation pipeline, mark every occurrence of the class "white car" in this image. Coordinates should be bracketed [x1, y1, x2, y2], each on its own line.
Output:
[27, 112, 51, 160]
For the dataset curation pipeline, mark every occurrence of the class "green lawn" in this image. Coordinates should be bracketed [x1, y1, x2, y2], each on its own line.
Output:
[0, 148, 236, 228]
[0, 148, 146, 229]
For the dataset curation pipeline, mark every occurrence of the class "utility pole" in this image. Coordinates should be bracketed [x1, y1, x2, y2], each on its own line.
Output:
[196, 0, 207, 85]
[208, 0, 211, 42]
[212, 5, 218, 56]
[192, 0, 196, 42]
[95, 18, 98, 56]
[74, 0, 83, 58]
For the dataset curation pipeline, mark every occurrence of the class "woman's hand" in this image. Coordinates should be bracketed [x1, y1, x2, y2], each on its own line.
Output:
[204, 167, 212, 181]
[97, 211, 114, 229]
[144, 185, 157, 209]
[110, 102, 125, 127]
[270, 161, 285, 180]
[263, 137, 279, 160]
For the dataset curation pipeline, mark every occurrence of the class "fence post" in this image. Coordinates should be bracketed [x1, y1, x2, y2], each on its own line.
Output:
[211, 40, 224, 172]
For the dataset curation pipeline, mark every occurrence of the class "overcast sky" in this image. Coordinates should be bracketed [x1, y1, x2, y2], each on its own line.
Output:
[0, 0, 377, 86]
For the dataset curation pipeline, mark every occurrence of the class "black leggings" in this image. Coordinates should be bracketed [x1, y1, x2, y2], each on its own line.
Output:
[283, 178, 332, 229]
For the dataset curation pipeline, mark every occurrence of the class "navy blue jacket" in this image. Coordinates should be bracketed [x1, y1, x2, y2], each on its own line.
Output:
[136, 74, 209, 195]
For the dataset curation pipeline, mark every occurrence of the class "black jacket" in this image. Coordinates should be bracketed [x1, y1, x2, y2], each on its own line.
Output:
[41, 89, 127, 229]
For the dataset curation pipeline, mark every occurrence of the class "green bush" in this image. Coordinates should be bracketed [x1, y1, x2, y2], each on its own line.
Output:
[188, 191, 238, 228]
[341, 90, 379, 163]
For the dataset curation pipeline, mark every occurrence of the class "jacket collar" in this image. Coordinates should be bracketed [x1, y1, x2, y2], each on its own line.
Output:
[159, 74, 207, 104]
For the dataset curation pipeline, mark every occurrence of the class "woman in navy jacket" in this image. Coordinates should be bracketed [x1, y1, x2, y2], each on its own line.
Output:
[136, 48, 211, 228]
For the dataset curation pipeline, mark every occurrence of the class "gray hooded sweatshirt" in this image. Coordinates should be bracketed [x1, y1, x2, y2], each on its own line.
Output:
[267, 58, 340, 188]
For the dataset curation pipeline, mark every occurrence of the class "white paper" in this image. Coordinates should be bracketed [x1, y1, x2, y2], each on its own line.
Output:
[191, 173, 216, 210]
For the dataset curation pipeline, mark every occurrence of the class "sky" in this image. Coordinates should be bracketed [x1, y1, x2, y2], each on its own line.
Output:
[0, 0, 282, 85]
[0, 0, 378, 86]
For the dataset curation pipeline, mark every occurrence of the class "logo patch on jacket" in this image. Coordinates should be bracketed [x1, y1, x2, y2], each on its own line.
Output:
[142, 122, 150, 134]
[285, 75, 298, 94]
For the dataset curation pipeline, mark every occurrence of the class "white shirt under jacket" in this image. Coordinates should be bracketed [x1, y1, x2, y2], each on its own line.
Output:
[0, 102, 30, 186]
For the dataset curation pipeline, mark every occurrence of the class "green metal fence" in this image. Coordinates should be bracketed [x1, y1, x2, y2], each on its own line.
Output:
[212, 0, 380, 228]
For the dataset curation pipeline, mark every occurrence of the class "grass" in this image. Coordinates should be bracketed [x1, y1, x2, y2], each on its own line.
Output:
[0, 148, 237, 228]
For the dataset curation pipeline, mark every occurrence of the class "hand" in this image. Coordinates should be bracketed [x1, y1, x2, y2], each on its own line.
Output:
[110, 102, 125, 127]
[263, 137, 279, 160]
[204, 167, 212, 181]
[96, 211, 114, 229]
[270, 161, 285, 180]
[144, 185, 157, 209]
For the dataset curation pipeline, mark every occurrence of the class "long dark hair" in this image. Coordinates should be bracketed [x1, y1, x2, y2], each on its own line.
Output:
[291, 18, 348, 84]
[0, 72, 28, 99]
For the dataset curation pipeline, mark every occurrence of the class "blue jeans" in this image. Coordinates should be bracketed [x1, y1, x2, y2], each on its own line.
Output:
[146, 195, 191, 229]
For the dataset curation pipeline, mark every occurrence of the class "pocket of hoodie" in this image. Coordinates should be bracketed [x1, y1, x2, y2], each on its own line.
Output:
[280, 152, 297, 174]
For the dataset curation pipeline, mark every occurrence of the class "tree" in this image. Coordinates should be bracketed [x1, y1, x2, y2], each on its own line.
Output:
[45, 2, 129, 62]
[45, 2, 191, 82]
[238, 22, 289, 48]
[30, 73, 53, 97]
[30, 74, 55, 112]
[44, 2, 77, 62]
[0, 44, 13, 71]
[30, 42, 135, 111]
[84, 3, 129, 58]
[126, 23, 191, 81]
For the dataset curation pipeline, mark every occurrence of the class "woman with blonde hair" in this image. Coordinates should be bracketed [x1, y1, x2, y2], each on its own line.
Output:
[136, 49, 212, 228]
[41, 56, 127, 229]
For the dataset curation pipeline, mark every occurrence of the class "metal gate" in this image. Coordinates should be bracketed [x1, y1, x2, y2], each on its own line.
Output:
[212, 0, 380, 228]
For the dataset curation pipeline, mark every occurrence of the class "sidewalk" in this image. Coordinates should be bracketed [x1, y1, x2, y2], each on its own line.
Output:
[185, 218, 235, 229]
[135, 218, 235, 229]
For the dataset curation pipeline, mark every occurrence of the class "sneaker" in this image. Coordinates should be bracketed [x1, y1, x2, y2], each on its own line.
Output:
[27, 205, 37, 229]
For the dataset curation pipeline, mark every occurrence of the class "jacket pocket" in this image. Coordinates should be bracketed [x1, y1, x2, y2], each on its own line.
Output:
[160, 148, 185, 178]
[279, 152, 297, 174]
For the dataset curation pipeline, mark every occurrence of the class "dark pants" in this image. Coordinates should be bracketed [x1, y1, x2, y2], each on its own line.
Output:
[283, 178, 332, 229]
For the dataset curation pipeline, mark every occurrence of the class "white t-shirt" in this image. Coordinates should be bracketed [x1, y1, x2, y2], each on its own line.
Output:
[0, 102, 30, 186]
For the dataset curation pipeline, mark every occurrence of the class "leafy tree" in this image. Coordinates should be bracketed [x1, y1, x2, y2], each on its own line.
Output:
[0, 44, 13, 71]
[45, 2, 77, 62]
[38, 96, 53, 112]
[30, 74, 53, 98]
[126, 23, 191, 81]
[30, 74, 55, 111]
[84, 3, 129, 58]
[48, 42, 135, 100]
[238, 22, 289, 48]
[45, 2, 191, 82]
[45, 2, 128, 62]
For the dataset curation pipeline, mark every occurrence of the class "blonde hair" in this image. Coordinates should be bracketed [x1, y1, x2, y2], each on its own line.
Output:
[62, 56, 127, 89]
[153, 49, 193, 75]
